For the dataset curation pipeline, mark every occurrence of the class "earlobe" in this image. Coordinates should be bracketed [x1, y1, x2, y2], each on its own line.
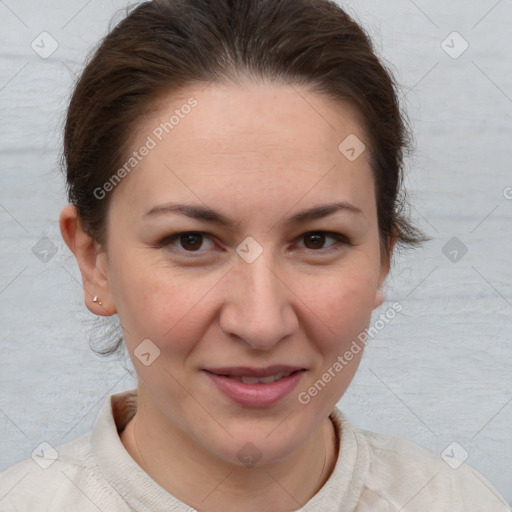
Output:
[373, 286, 384, 309]
[59, 205, 115, 316]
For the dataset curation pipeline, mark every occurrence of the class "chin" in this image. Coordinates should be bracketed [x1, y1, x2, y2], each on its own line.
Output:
[198, 418, 309, 469]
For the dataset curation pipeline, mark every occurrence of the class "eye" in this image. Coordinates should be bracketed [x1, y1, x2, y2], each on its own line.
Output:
[160, 232, 215, 252]
[296, 231, 349, 251]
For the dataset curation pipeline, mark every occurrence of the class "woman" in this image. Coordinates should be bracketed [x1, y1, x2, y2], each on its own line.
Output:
[0, 0, 508, 510]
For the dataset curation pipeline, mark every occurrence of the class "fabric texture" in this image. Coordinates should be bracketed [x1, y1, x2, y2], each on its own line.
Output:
[0, 389, 509, 511]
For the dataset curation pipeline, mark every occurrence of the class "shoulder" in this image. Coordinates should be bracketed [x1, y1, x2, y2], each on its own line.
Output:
[354, 425, 510, 511]
[0, 432, 126, 512]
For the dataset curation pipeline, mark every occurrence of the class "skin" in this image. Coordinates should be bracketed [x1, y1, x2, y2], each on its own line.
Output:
[60, 80, 394, 511]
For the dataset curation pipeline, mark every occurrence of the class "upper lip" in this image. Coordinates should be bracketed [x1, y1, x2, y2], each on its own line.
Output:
[204, 365, 304, 378]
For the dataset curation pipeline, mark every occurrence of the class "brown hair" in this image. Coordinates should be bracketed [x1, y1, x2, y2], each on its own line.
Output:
[63, 0, 426, 355]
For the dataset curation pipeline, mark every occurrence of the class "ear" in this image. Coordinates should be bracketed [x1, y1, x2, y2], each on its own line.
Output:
[59, 205, 116, 316]
[373, 236, 398, 309]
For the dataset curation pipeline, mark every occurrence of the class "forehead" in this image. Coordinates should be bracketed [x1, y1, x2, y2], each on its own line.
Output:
[141, 81, 365, 161]
[111, 81, 375, 219]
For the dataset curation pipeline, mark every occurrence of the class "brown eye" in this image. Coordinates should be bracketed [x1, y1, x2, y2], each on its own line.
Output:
[303, 232, 327, 249]
[159, 231, 216, 254]
[296, 231, 349, 252]
[179, 233, 204, 251]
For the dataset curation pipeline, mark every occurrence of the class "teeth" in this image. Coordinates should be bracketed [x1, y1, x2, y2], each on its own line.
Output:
[260, 373, 282, 383]
[240, 376, 261, 385]
[238, 371, 292, 384]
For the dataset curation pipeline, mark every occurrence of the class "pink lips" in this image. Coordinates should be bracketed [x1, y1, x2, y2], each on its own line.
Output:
[203, 365, 305, 407]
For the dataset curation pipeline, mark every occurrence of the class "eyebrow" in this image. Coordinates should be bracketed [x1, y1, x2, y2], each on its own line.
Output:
[143, 201, 363, 227]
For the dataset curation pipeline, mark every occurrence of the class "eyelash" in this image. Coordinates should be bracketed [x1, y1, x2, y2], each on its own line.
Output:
[158, 231, 351, 255]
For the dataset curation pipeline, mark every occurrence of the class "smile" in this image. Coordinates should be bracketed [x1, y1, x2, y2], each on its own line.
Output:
[226, 371, 295, 384]
[203, 366, 305, 407]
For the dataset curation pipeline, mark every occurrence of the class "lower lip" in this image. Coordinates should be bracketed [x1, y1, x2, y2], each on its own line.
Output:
[204, 370, 304, 407]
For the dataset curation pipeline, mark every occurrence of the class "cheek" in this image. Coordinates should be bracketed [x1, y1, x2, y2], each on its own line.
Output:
[298, 271, 376, 404]
[301, 263, 378, 341]
[108, 251, 206, 345]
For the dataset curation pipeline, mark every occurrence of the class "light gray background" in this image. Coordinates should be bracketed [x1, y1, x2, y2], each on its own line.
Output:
[0, 0, 511, 506]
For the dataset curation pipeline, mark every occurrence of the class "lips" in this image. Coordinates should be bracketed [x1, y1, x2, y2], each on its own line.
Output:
[229, 371, 294, 384]
[204, 365, 303, 383]
[203, 365, 305, 407]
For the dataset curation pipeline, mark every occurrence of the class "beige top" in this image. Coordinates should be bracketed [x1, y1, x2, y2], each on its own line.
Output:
[0, 389, 509, 511]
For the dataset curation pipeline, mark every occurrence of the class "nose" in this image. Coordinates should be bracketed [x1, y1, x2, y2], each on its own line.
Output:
[219, 253, 298, 350]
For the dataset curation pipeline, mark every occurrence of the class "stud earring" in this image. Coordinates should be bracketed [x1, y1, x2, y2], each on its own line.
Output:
[93, 296, 103, 306]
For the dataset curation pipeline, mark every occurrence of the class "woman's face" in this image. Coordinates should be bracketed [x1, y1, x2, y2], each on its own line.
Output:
[103, 81, 390, 466]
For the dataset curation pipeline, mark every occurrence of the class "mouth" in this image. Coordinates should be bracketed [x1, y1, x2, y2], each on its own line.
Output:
[218, 370, 297, 384]
[204, 365, 304, 381]
[202, 366, 306, 407]
[207, 370, 301, 385]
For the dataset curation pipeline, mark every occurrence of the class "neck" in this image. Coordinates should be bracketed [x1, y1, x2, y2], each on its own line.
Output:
[119, 390, 339, 511]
